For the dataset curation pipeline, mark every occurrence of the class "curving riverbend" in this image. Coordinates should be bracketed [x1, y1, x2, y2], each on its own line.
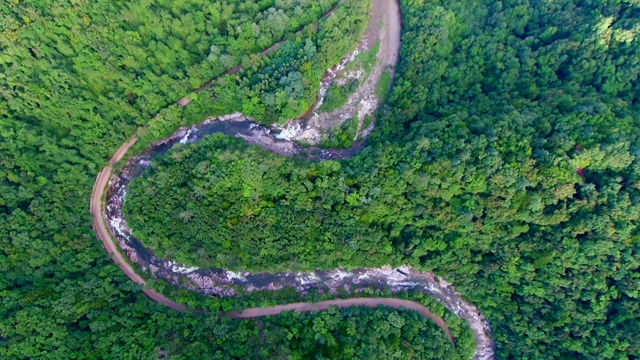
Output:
[96, 114, 496, 360]
[90, 0, 497, 359]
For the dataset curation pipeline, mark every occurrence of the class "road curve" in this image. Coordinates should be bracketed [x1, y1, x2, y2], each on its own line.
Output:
[225, 298, 454, 343]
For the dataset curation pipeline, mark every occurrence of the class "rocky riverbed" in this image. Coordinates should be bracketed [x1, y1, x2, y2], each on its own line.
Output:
[104, 115, 495, 360]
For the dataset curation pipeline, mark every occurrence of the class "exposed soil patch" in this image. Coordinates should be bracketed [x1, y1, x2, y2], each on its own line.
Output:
[272, 0, 402, 144]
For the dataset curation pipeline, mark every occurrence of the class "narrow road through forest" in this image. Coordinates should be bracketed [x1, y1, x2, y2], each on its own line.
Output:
[89, 1, 496, 358]
[226, 298, 454, 343]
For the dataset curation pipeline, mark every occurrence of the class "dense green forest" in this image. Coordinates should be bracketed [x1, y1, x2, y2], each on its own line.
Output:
[0, 0, 343, 149]
[2, 0, 640, 359]
[1, 296, 469, 359]
[128, 0, 370, 144]
[125, 0, 640, 358]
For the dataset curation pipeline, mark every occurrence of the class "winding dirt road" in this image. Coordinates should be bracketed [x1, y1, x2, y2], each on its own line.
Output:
[226, 298, 454, 343]
[90, 135, 192, 311]
[89, 0, 496, 358]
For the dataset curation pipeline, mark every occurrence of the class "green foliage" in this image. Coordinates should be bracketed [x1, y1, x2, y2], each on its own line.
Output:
[376, 70, 392, 101]
[125, 134, 384, 271]
[320, 116, 360, 149]
[319, 78, 360, 112]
